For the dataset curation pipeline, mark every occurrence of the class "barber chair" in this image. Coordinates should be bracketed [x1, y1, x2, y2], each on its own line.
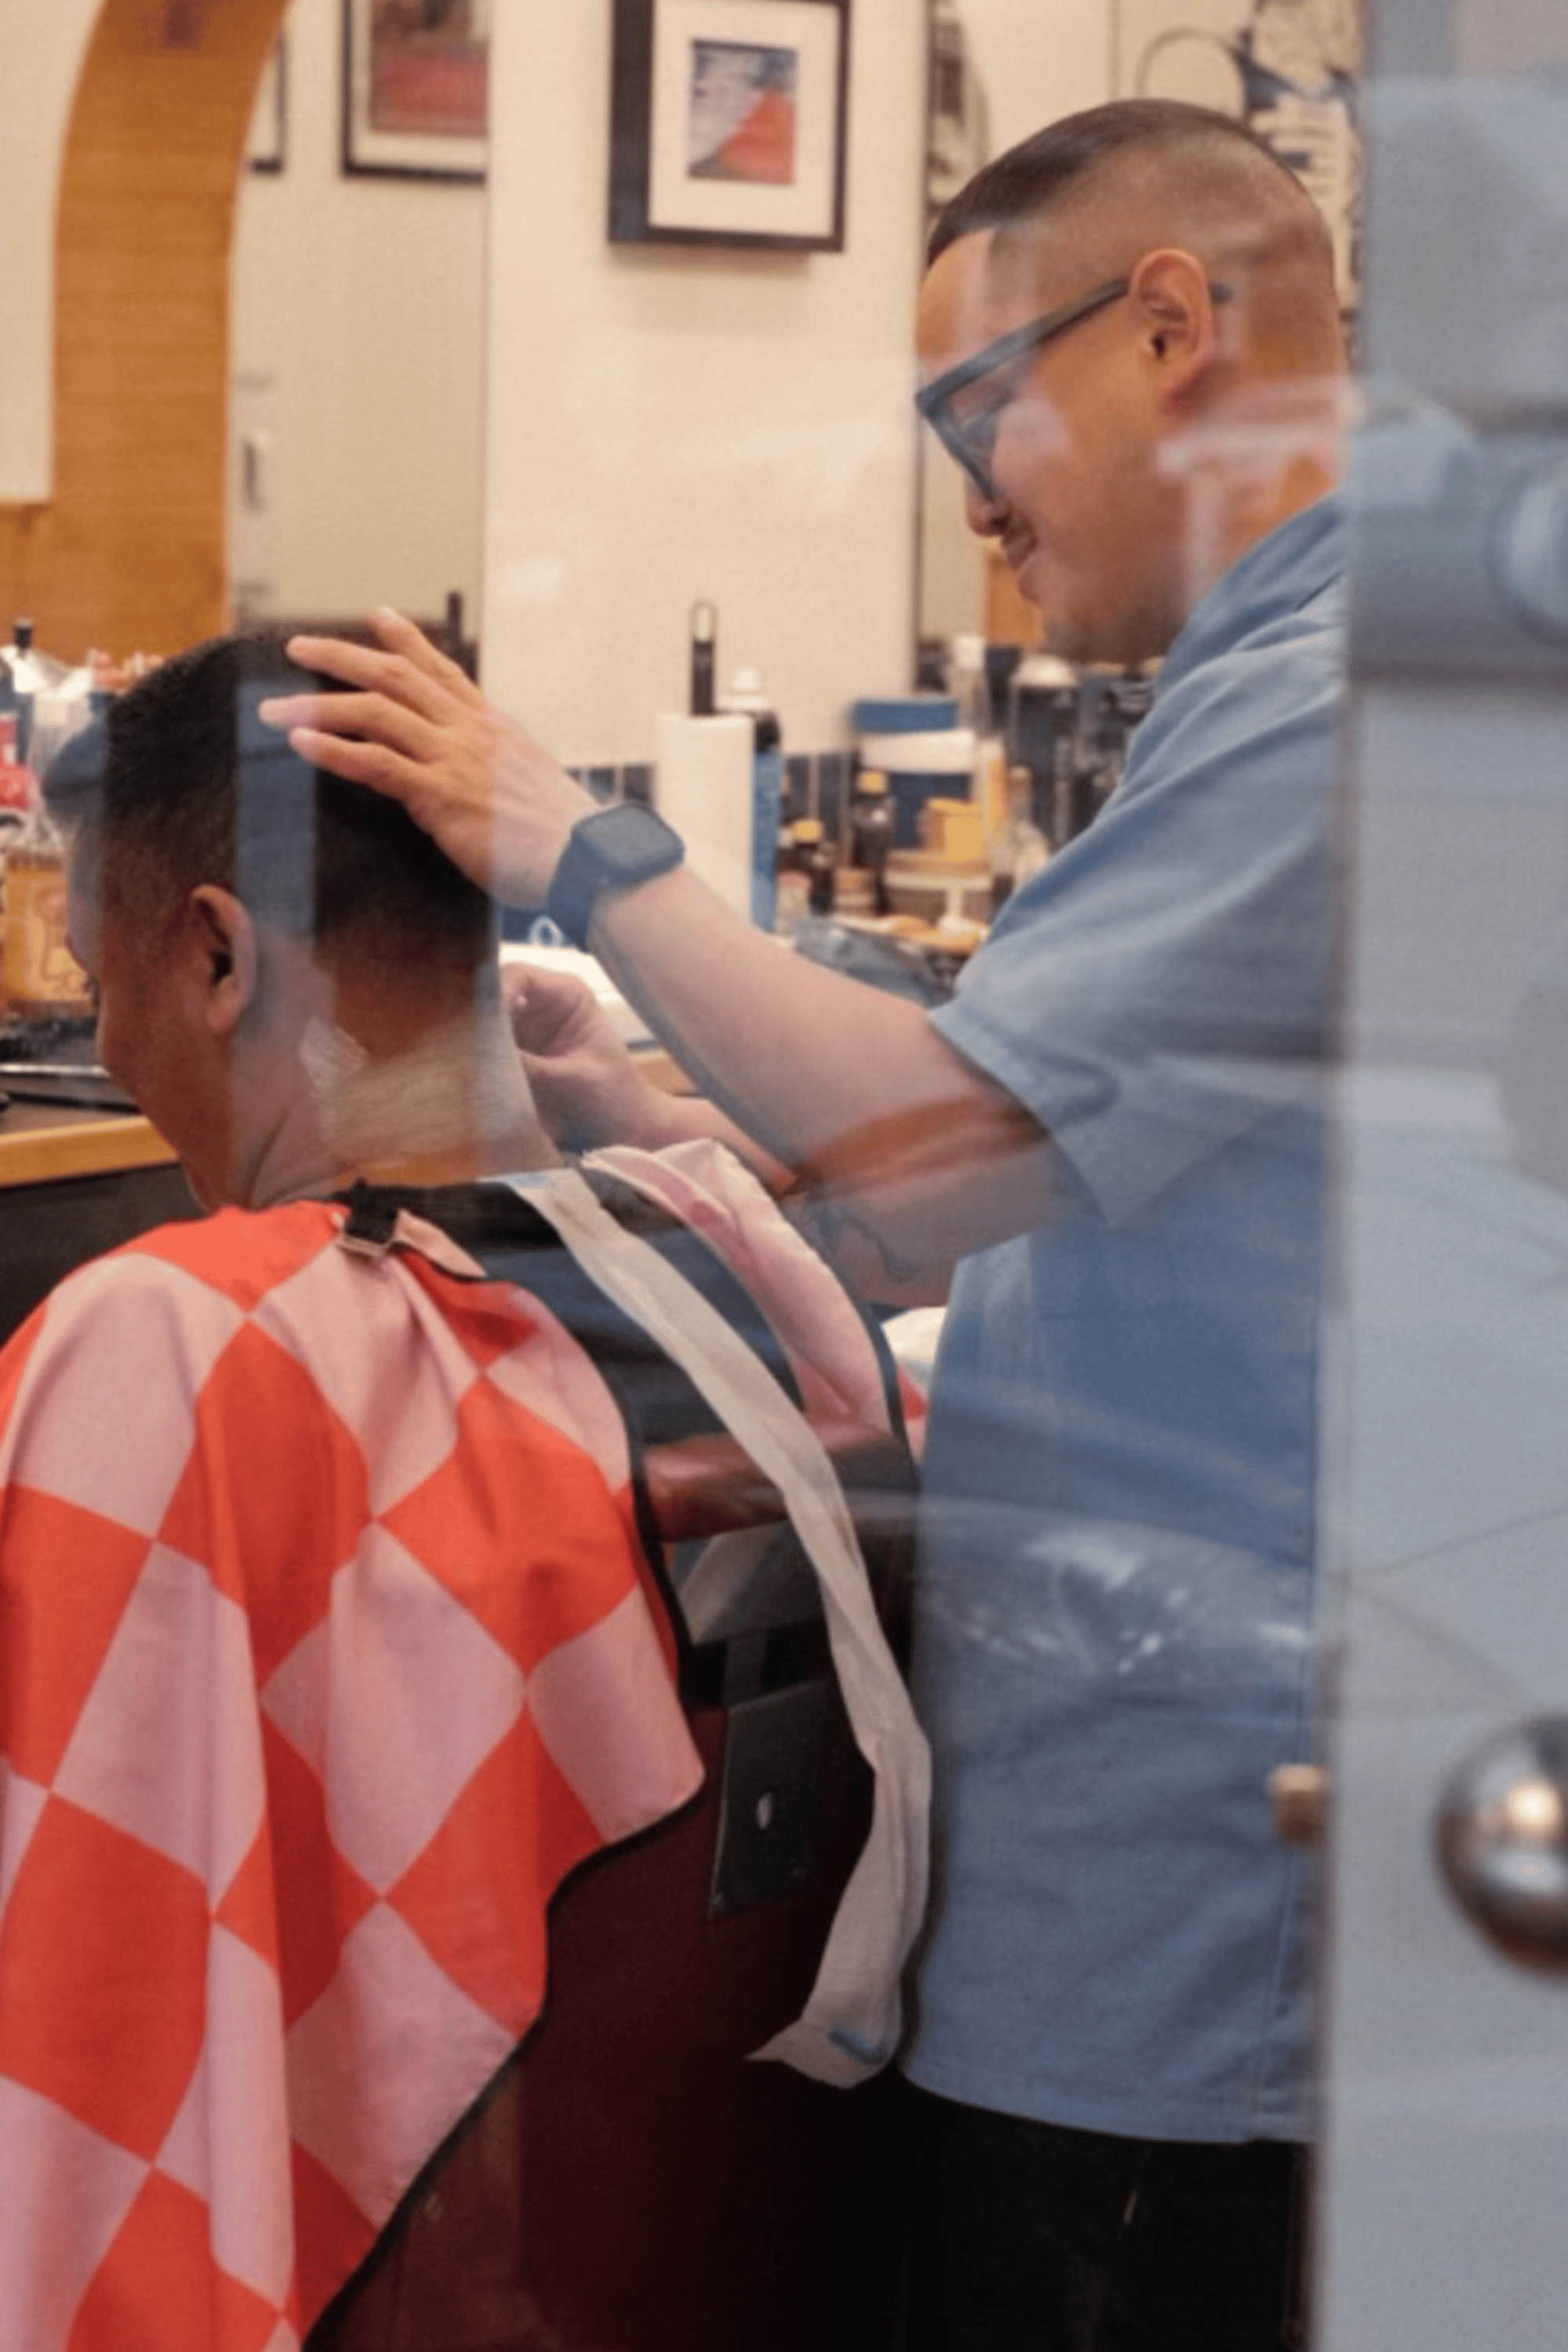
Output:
[0, 1157, 198, 1340]
[305, 1422, 916, 2352]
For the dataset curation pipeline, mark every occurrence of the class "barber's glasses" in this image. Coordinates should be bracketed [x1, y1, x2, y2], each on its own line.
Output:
[916, 275, 1233, 506]
[916, 278, 1132, 506]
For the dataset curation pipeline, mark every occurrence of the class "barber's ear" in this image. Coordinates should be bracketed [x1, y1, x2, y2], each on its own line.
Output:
[1128, 249, 1221, 401]
[187, 886, 259, 1038]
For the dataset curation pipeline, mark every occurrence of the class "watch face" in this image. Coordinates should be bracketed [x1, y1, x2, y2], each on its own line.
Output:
[593, 804, 683, 882]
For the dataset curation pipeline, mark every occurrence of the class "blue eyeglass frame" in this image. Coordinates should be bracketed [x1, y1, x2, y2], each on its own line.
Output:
[916, 278, 1131, 504]
[916, 274, 1234, 503]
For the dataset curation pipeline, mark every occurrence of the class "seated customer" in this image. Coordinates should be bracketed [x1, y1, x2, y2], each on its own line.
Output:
[0, 636, 921, 2352]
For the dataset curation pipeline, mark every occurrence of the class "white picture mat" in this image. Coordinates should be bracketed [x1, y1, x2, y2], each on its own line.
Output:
[648, 0, 841, 238]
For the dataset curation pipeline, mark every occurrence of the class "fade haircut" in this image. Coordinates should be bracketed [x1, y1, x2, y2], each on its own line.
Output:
[44, 631, 494, 967]
[927, 98, 1319, 266]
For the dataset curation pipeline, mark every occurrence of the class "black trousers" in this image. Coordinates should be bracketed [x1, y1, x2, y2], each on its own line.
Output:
[894, 2082, 1310, 2352]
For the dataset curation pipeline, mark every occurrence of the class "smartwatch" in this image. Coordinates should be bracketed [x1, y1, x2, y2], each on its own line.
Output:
[545, 804, 686, 949]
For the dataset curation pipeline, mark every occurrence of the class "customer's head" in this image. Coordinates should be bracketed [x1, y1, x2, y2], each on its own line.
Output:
[48, 630, 492, 967]
[916, 100, 1346, 662]
[45, 632, 522, 1207]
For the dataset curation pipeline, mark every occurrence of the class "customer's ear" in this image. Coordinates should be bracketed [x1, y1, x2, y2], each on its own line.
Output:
[187, 885, 259, 1038]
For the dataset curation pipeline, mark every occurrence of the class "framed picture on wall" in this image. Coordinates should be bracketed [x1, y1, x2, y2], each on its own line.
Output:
[245, 35, 287, 175]
[1112, 0, 1360, 311]
[342, 0, 488, 183]
[609, 0, 850, 251]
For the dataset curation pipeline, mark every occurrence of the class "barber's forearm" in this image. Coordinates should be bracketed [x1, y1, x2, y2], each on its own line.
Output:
[255, 621, 1057, 1293]
[589, 866, 935, 1168]
[589, 866, 1060, 1299]
[643, 1083, 795, 1189]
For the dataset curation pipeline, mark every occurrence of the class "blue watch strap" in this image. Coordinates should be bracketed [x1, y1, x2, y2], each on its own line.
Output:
[545, 804, 686, 949]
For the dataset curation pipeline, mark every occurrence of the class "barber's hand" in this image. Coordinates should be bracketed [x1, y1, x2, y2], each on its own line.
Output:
[256, 609, 596, 908]
[504, 961, 680, 1154]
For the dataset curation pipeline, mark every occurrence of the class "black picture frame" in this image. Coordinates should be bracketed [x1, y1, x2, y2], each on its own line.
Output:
[610, 0, 850, 252]
[342, 0, 488, 185]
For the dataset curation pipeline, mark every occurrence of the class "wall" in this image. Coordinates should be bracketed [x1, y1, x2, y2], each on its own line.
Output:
[0, 0, 1050, 728]
[0, 0, 291, 664]
[0, 0, 484, 643]
[960, 0, 1110, 154]
[229, 0, 485, 625]
[0, 1, 102, 504]
[917, 0, 1110, 648]
[481, 0, 929, 765]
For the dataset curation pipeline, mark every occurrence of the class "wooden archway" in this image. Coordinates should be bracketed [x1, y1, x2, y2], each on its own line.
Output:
[0, 0, 291, 666]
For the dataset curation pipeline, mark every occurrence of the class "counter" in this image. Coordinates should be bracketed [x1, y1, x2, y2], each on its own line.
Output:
[0, 1097, 176, 1189]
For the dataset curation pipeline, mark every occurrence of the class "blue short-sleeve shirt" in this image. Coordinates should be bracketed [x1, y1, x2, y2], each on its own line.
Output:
[905, 497, 1344, 2142]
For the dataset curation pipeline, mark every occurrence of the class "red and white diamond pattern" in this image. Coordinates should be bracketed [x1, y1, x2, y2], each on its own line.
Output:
[0, 1200, 703, 2350]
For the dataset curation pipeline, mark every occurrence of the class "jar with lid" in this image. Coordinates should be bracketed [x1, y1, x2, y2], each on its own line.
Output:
[1, 804, 94, 1025]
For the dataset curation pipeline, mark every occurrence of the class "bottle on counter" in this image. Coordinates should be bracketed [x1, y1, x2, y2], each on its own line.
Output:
[777, 815, 836, 934]
[949, 631, 989, 737]
[950, 630, 1008, 847]
[775, 823, 811, 940]
[0, 717, 27, 1029]
[0, 641, 22, 779]
[987, 765, 1051, 916]
[848, 769, 896, 917]
[2, 619, 67, 772]
[719, 666, 786, 931]
[804, 818, 837, 917]
[85, 648, 120, 717]
[0, 713, 33, 818]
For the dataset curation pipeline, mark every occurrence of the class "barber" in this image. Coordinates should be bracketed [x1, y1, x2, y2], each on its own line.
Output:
[263, 97, 1348, 2352]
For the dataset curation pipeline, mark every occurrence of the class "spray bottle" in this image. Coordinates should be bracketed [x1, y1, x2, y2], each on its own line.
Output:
[720, 665, 786, 931]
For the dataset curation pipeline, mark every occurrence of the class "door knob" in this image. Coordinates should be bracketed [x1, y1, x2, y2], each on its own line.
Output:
[1434, 1716, 1568, 1973]
[1269, 1762, 1328, 1848]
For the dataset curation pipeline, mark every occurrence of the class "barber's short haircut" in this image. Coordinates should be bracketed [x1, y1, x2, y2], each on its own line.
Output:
[44, 631, 494, 966]
[927, 97, 1315, 266]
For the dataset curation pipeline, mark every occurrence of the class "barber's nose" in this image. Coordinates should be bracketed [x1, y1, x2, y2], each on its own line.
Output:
[964, 475, 1008, 537]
